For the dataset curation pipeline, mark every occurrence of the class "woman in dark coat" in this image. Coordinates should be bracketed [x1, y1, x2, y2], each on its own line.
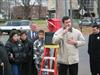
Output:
[20, 31, 33, 75]
[5, 30, 24, 75]
[0, 30, 12, 75]
[0, 42, 12, 75]
[88, 25, 100, 75]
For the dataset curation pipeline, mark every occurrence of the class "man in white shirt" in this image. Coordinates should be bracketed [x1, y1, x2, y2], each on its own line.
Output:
[52, 16, 85, 75]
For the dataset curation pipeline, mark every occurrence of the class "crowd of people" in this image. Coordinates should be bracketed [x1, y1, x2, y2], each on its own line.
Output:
[0, 23, 45, 75]
[0, 16, 100, 75]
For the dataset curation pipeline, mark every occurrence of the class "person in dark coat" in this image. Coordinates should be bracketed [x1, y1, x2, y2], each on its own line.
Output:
[27, 23, 38, 43]
[20, 31, 33, 75]
[0, 30, 12, 75]
[5, 30, 24, 75]
[88, 25, 100, 75]
[27, 24, 38, 75]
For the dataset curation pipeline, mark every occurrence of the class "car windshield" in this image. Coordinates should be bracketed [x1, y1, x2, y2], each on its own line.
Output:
[6, 21, 21, 26]
[6, 20, 31, 26]
[21, 20, 30, 26]
[96, 19, 100, 22]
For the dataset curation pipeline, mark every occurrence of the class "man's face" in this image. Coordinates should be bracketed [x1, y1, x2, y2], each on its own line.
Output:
[20, 33, 27, 41]
[30, 24, 37, 31]
[39, 32, 45, 39]
[63, 19, 72, 29]
[92, 27, 99, 33]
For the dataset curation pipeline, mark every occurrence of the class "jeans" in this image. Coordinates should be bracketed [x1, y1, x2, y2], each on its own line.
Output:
[12, 64, 20, 75]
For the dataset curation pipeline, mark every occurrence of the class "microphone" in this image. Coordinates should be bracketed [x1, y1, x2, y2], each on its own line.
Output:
[63, 26, 72, 33]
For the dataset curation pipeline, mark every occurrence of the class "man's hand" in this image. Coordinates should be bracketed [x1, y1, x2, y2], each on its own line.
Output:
[62, 27, 70, 35]
[67, 37, 77, 45]
[0, 62, 4, 67]
[9, 53, 14, 59]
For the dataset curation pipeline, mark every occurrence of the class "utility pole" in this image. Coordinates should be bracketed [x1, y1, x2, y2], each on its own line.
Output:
[8, 0, 11, 20]
[0, 0, 3, 13]
[56, 0, 63, 19]
[70, 0, 73, 26]
[14, 0, 17, 6]
[38, 0, 42, 19]
[56, 0, 69, 19]
[65, 0, 69, 16]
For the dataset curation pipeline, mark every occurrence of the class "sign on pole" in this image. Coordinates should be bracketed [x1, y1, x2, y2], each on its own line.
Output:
[79, 9, 86, 15]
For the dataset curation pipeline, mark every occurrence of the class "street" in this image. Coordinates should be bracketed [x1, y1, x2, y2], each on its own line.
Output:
[2, 34, 91, 75]
[79, 35, 90, 75]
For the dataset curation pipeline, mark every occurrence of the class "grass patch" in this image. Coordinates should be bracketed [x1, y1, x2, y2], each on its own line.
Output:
[32, 19, 48, 31]
[32, 19, 47, 26]
[0, 19, 6, 23]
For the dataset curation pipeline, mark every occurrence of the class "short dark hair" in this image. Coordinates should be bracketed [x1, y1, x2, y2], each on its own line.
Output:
[39, 30, 45, 34]
[9, 30, 19, 39]
[92, 25, 100, 29]
[0, 29, 2, 36]
[62, 16, 70, 23]
[20, 30, 27, 36]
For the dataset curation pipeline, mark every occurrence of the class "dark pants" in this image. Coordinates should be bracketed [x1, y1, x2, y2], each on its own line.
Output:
[32, 59, 38, 75]
[89, 56, 100, 75]
[0, 66, 3, 75]
[58, 63, 78, 75]
[21, 62, 32, 75]
[0, 63, 12, 75]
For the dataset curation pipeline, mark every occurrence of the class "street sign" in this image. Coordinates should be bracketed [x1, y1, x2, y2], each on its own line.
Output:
[79, 9, 86, 15]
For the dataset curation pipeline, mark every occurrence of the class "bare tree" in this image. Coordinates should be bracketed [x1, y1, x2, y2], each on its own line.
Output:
[19, 0, 38, 19]
[0, 0, 3, 13]
[37, 0, 42, 19]
[20, 0, 44, 19]
[1, 0, 11, 19]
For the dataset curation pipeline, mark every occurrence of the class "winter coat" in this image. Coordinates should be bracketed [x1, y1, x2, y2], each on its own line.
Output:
[21, 39, 33, 63]
[52, 27, 85, 65]
[88, 32, 100, 58]
[34, 39, 44, 54]
[5, 40, 25, 64]
[0, 42, 12, 75]
[33, 39, 44, 64]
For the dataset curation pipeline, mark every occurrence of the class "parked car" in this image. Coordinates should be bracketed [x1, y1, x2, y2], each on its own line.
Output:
[0, 20, 32, 34]
[94, 18, 100, 25]
[79, 18, 92, 26]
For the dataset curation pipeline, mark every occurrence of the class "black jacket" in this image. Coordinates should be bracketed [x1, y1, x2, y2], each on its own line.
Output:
[21, 39, 33, 63]
[27, 31, 38, 43]
[5, 40, 25, 64]
[88, 32, 100, 58]
[0, 42, 12, 75]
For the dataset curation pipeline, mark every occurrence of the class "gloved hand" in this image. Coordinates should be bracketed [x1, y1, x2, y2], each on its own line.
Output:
[0, 62, 4, 67]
